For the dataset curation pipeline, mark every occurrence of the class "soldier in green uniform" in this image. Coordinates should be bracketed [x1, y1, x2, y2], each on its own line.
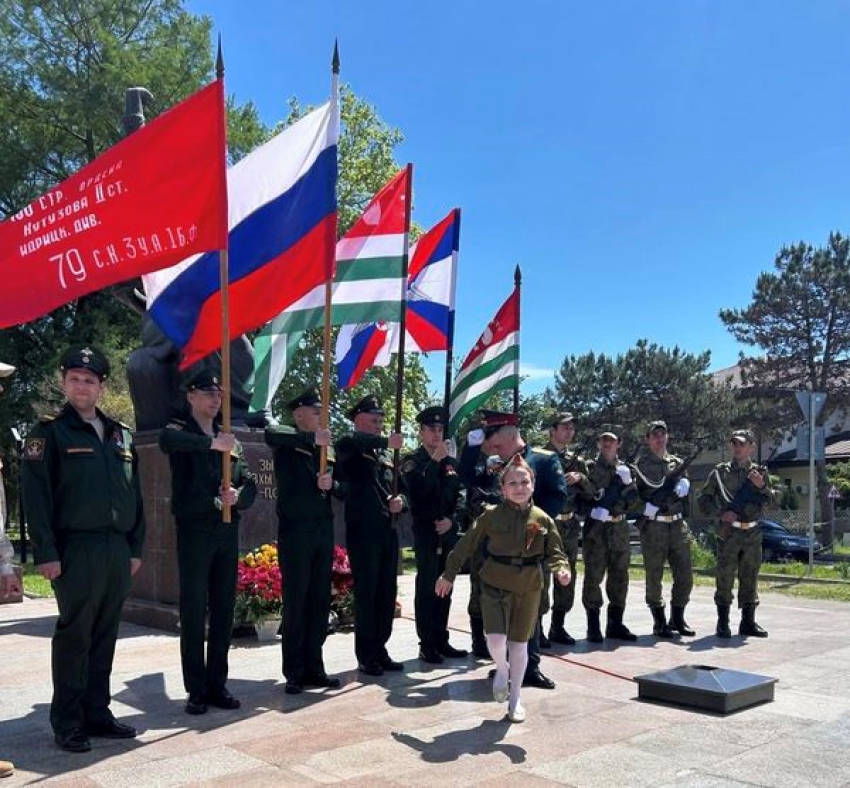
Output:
[265, 389, 341, 694]
[632, 421, 694, 638]
[582, 428, 640, 643]
[543, 412, 596, 646]
[159, 369, 257, 715]
[22, 345, 145, 753]
[437, 456, 571, 723]
[401, 406, 468, 664]
[457, 425, 500, 659]
[484, 411, 567, 689]
[698, 429, 778, 639]
[334, 395, 406, 676]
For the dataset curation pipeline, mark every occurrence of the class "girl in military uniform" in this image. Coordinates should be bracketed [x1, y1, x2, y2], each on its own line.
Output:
[436, 456, 570, 723]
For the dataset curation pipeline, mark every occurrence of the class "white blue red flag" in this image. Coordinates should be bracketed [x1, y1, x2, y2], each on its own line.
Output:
[144, 100, 339, 369]
[335, 208, 459, 388]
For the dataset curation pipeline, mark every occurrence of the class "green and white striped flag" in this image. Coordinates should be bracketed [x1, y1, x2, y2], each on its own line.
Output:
[250, 168, 409, 412]
[448, 285, 520, 435]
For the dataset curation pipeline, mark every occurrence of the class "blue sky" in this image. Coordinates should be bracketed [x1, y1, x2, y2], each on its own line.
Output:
[189, 0, 850, 397]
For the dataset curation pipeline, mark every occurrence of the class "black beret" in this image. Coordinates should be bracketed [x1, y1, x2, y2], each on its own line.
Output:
[60, 345, 110, 380]
[416, 406, 446, 427]
[347, 394, 384, 420]
[184, 369, 223, 392]
[287, 388, 321, 411]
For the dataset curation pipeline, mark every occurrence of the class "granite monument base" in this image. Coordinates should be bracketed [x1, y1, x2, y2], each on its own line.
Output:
[635, 664, 777, 713]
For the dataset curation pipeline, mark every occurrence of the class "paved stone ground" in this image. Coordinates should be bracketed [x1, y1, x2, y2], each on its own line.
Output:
[2, 575, 850, 787]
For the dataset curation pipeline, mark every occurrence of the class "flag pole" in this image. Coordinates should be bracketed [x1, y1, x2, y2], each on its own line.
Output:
[391, 163, 414, 493]
[319, 41, 341, 476]
[442, 208, 460, 436]
[512, 264, 521, 416]
[215, 37, 234, 523]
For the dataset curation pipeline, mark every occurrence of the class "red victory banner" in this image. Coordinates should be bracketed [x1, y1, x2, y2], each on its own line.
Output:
[0, 79, 228, 328]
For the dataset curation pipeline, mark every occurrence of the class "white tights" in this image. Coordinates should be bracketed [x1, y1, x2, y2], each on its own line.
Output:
[485, 633, 528, 711]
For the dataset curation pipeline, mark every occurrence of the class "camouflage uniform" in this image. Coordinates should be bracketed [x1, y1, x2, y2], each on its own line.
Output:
[633, 450, 694, 636]
[544, 441, 595, 643]
[698, 450, 779, 637]
[582, 453, 639, 640]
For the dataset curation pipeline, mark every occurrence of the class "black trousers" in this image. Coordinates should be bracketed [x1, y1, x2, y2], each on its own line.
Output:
[347, 522, 398, 666]
[176, 522, 238, 696]
[50, 531, 132, 735]
[412, 529, 454, 650]
[278, 518, 334, 682]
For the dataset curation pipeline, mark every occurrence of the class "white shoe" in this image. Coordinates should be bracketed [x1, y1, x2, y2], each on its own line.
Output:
[492, 672, 509, 704]
[508, 703, 526, 723]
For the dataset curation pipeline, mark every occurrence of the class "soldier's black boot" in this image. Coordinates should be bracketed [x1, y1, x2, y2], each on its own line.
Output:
[669, 605, 696, 636]
[548, 610, 576, 646]
[715, 604, 732, 639]
[739, 605, 768, 638]
[650, 606, 674, 638]
[470, 616, 491, 659]
[538, 617, 551, 649]
[586, 608, 604, 643]
[605, 605, 637, 641]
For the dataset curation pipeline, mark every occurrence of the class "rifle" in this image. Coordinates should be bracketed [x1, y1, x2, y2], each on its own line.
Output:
[560, 432, 594, 511]
[723, 464, 769, 518]
[646, 444, 703, 509]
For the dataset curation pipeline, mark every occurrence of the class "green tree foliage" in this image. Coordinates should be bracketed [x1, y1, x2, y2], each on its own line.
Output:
[719, 233, 850, 432]
[547, 339, 738, 457]
[720, 233, 850, 543]
[0, 0, 267, 447]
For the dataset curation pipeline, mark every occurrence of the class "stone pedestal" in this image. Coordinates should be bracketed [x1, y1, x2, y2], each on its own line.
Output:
[126, 428, 283, 630]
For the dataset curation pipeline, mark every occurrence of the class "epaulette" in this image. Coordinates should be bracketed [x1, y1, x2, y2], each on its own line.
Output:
[165, 418, 187, 431]
[530, 446, 555, 456]
[38, 414, 56, 423]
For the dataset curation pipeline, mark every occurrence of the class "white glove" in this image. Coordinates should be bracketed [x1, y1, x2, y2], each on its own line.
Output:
[615, 465, 632, 484]
[674, 477, 691, 498]
[467, 428, 485, 447]
[643, 502, 659, 519]
[590, 507, 610, 521]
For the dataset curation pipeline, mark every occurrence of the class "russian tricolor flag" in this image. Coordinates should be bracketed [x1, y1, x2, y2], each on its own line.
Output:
[336, 209, 459, 388]
[144, 101, 339, 369]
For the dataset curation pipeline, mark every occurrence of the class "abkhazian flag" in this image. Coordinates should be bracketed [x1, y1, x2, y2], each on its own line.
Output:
[448, 284, 520, 435]
[0, 80, 228, 328]
[335, 208, 459, 389]
[144, 97, 339, 369]
[250, 167, 409, 412]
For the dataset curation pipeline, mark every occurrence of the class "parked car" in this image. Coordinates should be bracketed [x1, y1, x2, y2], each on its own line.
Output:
[759, 519, 822, 563]
[697, 520, 823, 563]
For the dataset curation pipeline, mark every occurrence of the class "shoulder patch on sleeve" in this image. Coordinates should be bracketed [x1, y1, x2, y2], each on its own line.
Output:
[24, 437, 46, 461]
[165, 419, 186, 431]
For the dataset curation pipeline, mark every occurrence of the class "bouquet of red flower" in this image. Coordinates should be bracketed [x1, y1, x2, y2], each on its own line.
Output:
[330, 545, 354, 623]
[235, 544, 283, 624]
